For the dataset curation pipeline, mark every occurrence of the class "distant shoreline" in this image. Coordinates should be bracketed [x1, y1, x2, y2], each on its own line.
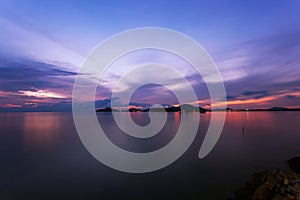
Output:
[96, 106, 300, 113]
[96, 104, 207, 113]
[0, 106, 299, 113]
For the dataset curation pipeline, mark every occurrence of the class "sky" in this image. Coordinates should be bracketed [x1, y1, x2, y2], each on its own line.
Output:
[0, 0, 300, 111]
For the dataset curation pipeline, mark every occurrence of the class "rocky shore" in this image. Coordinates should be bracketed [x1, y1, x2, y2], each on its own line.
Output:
[230, 157, 300, 200]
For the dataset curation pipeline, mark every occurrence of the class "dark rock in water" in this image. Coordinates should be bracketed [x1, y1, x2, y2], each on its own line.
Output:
[232, 169, 300, 200]
[286, 157, 300, 173]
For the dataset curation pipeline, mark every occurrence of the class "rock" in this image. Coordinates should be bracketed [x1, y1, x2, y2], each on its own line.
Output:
[287, 157, 300, 173]
[233, 169, 300, 200]
[284, 179, 289, 185]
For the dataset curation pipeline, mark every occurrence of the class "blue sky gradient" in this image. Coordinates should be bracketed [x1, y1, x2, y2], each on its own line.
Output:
[0, 0, 300, 110]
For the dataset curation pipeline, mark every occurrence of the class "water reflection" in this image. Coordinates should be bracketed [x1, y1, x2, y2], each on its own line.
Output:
[1, 111, 300, 199]
[23, 113, 61, 151]
[98, 112, 180, 153]
[173, 111, 180, 126]
[130, 112, 150, 126]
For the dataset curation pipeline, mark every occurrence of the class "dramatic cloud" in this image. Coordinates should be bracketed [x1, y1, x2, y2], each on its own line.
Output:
[0, 1, 299, 111]
[215, 28, 300, 108]
[0, 52, 76, 109]
[19, 90, 67, 99]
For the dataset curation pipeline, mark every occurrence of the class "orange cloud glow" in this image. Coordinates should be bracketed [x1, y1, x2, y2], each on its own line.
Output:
[0, 90, 16, 97]
[180, 90, 300, 109]
[19, 90, 67, 99]
[211, 91, 300, 107]
[0, 104, 22, 108]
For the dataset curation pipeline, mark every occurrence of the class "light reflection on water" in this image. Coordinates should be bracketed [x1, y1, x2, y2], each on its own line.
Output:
[23, 113, 62, 151]
[1, 111, 300, 200]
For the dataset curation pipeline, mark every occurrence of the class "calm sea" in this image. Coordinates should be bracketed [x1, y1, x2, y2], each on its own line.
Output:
[1, 112, 300, 199]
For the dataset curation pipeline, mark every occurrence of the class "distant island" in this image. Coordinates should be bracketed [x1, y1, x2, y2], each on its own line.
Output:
[96, 104, 207, 113]
[96, 105, 300, 113]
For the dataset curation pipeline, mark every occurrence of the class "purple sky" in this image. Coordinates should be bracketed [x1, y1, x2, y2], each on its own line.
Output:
[0, 0, 300, 111]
